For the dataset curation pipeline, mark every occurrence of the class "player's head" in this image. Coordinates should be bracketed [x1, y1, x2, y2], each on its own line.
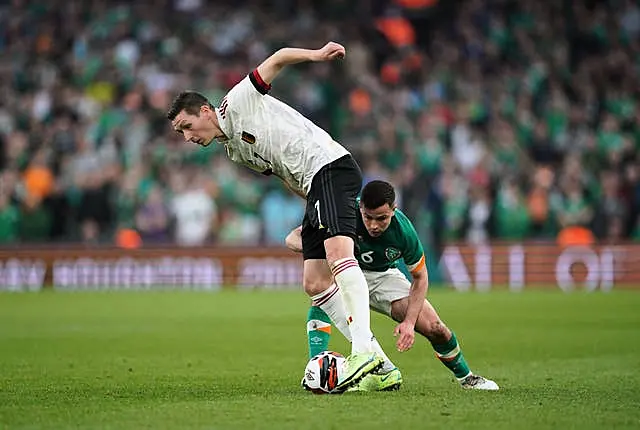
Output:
[167, 91, 218, 147]
[359, 180, 396, 237]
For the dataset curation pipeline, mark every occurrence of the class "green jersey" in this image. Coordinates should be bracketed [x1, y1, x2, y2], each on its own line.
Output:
[355, 208, 425, 273]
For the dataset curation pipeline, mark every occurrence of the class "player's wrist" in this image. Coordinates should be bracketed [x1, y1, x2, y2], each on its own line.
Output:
[309, 49, 323, 62]
[401, 317, 416, 328]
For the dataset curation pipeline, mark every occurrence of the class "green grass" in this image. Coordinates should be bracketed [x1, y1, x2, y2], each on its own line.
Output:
[1, 290, 640, 430]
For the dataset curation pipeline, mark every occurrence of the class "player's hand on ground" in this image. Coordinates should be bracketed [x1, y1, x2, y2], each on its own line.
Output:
[393, 321, 415, 352]
[315, 42, 345, 61]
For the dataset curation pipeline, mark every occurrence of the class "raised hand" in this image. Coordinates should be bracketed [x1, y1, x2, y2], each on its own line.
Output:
[314, 42, 346, 61]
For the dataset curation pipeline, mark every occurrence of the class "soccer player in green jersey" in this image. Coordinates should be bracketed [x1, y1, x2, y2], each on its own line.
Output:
[286, 180, 499, 391]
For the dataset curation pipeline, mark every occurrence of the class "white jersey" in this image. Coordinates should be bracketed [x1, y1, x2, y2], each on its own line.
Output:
[214, 70, 350, 196]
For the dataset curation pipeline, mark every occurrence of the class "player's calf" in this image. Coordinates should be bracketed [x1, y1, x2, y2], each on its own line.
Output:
[420, 319, 451, 345]
[395, 298, 499, 389]
[327, 252, 373, 353]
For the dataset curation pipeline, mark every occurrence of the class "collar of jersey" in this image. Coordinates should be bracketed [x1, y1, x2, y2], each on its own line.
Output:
[214, 107, 232, 143]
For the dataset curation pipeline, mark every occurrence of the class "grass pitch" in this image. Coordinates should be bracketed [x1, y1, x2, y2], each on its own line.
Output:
[1, 289, 639, 429]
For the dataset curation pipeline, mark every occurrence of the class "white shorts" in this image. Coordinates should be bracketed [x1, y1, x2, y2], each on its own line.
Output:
[364, 268, 411, 317]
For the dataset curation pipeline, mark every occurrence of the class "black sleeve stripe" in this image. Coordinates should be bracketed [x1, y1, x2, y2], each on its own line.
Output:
[249, 69, 271, 95]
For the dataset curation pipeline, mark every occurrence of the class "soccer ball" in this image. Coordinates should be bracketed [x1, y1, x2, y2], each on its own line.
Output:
[302, 351, 345, 394]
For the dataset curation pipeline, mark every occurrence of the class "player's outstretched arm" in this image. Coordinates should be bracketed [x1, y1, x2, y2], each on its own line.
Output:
[285, 226, 303, 253]
[257, 42, 345, 85]
[394, 263, 429, 352]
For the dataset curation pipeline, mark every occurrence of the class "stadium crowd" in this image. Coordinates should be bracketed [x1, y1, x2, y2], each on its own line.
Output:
[0, 0, 639, 251]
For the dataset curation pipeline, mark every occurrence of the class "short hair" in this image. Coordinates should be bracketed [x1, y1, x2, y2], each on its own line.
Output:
[166, 91, 213, 120]
[360, 180, 396, 209]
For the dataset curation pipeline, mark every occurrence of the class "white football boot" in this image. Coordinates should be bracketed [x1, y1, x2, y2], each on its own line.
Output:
[459, 374, 499, 390]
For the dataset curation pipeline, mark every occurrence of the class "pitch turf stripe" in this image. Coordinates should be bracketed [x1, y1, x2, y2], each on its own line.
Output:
[313, 285, 340, 307]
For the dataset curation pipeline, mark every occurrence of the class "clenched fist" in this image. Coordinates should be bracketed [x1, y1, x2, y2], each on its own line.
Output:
[314, 42, 346, 62]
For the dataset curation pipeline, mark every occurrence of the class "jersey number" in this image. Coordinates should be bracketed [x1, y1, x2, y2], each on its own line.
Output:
[314, 200, 324, 229]
[360, 251, 374, 264]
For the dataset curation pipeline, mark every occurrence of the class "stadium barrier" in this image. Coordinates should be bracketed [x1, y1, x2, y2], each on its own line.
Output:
[0, 243, 638, 292]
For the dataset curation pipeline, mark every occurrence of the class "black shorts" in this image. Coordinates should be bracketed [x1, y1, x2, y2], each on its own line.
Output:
[301, 155, 362, 260]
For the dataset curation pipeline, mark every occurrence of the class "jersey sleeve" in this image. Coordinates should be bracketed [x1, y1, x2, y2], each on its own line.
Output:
[396, 210, 426, 274]
[223, 69, 271, 116]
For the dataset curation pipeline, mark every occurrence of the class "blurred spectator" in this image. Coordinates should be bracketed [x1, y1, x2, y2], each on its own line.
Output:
[171, 170, 217, 246]
[22, 149, 54, 201]
[555, 178, 593, 230]
[19, 195, 51, 242]
[260, 187, 305, 245]
[217, 208, 262, 245]
[440, 157, 467, 241]
[593, 170, 628, 241]
[465, 185, 492, 245]
[135, 185, 170, 244]
[0, 192, 19, 244]
[494, 178, 531, 240]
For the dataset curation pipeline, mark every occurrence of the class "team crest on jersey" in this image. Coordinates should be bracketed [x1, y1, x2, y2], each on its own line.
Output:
[385, 247, 402, 261]
[241, 131, 256, 144]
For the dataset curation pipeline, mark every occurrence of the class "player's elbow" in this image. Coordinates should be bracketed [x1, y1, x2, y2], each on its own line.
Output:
[410, 267, 429, 284]
[256, 51, 288, 85]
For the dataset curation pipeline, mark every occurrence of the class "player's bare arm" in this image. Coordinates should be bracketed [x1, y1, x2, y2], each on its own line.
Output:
[394, 261, 429, 353]
[256, 42, 345, 84]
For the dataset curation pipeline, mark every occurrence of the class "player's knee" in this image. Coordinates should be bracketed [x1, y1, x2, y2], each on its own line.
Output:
[303, 276, 329, 296]
[324, 235, 355, 266]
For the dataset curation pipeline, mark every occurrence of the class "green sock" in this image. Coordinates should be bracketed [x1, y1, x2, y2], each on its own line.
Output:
[307, 306, 332, 359]
[431, 332, 471, 379]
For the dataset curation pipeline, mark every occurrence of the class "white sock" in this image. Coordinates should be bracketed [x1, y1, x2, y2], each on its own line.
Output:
[331, 258, 373, 353]
[311, 284, 352, 341]
[372, 337, 396, 372]
[312, 283, 394, 370]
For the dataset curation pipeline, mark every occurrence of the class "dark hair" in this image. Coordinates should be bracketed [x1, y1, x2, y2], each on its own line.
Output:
[360, 180, 396, 209]
[166, 91, 213, 120]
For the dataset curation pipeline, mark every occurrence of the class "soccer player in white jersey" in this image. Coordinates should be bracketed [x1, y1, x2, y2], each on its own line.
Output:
[167, 42, 384, 392]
